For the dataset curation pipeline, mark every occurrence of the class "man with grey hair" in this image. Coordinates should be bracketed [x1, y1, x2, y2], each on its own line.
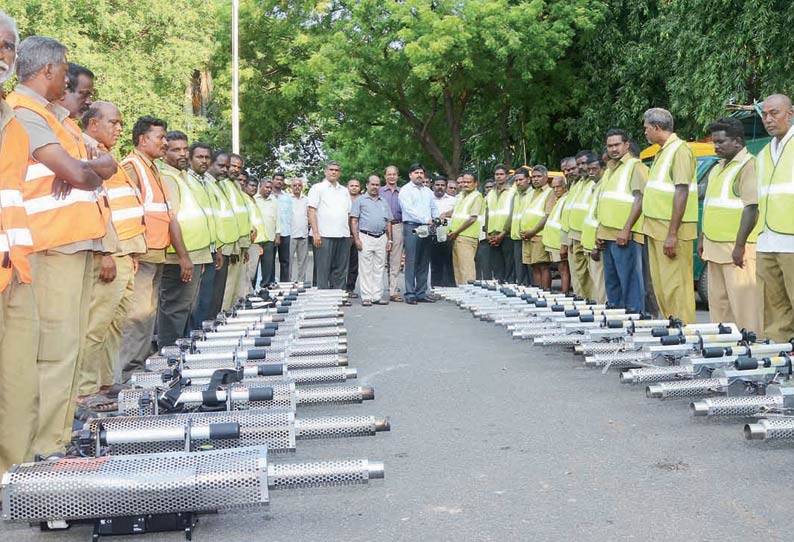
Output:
[8, 35, 116, 458]
[0, 10, 38, 475]
[289, 177, 310, 282]
[308, 161, 352, 289]
[641, 107, 697, 323]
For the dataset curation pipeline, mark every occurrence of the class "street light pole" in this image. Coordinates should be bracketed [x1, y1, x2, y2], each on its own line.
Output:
[232, 0, 240, 154]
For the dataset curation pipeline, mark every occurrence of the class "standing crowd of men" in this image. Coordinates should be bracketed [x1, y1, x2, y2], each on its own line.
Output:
[3, 10, 794, 477]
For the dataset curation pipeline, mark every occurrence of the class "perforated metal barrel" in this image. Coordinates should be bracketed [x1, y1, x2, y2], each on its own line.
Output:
[1, 447, 270, 521]
[534, 334, 584, 346]
[584, 351, 653, 368]
[646, 378, 729, 399]
[579, 341, 631, 355]
[745, 417, 794, 440]
[267, 459, 383, 490]
[145, 354, 348, 372]
[83, 410, 297, 455]
[690, 395, 783, 417]
[130, 367, 355, 389]
[620, 365, 696, 384]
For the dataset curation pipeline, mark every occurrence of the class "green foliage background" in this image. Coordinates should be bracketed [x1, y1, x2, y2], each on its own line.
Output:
[5, 0, 792, 179]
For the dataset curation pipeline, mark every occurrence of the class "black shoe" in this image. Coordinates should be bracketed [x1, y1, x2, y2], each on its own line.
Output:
[417, 297, 436, 303]
[406, 297, 418, 305]
[347, 291, 359, 299]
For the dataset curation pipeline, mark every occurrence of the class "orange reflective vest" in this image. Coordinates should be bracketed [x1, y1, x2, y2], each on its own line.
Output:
[0, 115, 34, 291]
[105, 160, 146, 242]
[6, 92, 106, 252]
[121, 152, 170, 249]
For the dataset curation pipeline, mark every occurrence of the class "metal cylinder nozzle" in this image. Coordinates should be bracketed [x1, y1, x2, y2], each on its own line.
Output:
[620, 365, 694, 385]
[266, 459, 385, 490]
[689, 395, 783, 418]
[646, 378, 728, 399]
[295, 384, 374, 406]
[744, 421, 770, 440]
[294, 415, 391, 439]
[690, 401, 710, 416]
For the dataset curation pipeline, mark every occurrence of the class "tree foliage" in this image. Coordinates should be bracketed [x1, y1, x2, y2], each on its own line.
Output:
[5, 0, 219, 155]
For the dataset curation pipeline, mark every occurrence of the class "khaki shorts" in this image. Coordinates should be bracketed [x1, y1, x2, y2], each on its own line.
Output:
[523, 240, 551, 265]
[547, 248, 561, 262]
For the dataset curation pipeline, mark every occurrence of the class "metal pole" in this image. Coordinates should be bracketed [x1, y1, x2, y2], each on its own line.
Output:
[232, 0, 240, 154]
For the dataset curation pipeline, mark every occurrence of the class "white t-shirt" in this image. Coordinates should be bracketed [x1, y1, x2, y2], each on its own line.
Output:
[435, 194, 457, 216]
[758, 124, 794, 253]
[307, 179, 352, 238]
[290, 194, 309, 238]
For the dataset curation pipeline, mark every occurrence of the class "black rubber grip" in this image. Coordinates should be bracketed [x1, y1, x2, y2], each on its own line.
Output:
[262, 322, 279, 330]
[734, 356, 759, 370]
[534, 300, 547, 308]
[246, 349, 267, 360]
[651, 327, 670, 337]
[208, 422, 240, 440]
[201, 390, 222, 406]
[702, 346, 729, 358]
[659, 335, 683, 346]
[551, 304, 564, 312]
[564, 309, 580, 318]
[257, 364, 283, 376]
[253, 338, 270, 347]
[607, 319, 623, 329]
[247, 387, 274, 401]
[280, 299, 293, 307]
[277, 307, 289, 314]
[258, 328, 277, 338]
[579, 314, 595, 323]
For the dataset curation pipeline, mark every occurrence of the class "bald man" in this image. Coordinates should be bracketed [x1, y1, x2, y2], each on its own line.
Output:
[756, 94, 794, 341]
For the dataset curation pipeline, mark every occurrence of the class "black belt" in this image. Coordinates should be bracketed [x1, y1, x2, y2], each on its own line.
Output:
[403, 221, 423, 226]
[360, 230, 386, 238]
[390, 219, 401, 224]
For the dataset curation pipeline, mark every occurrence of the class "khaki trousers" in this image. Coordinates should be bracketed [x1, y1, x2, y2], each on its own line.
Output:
[30, 250, 93, 455]
[236, 244, 260, 299]
[359, 233, 388, 302]
[119, 261, 162, 382]
[568, 242, 580, 295]
[77, 253, 135, 396]
[387, 224, 403, 296]
[571, 240, 593, 300]
[588, 253, 607, 304]
[756, 252, 794, 343]
[647, 237, 696, 324]
[0, 278, 39, 473]
[707, 253, 760, 333]
[223, 255, 243, 310]
[453, 236, 478, 285]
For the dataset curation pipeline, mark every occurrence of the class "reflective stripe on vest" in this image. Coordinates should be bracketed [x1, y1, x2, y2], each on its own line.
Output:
[205, 178, 239, 244]
[450, 190, 484, 239]
[510, 191, 530, 240]
[247, 196, 268, 243]
[758, 139, 794, 235]
[0, 117, 33, 290]
[161, 167, 212, 253]
[220, 178, 251, 238]
[485, 186, 514, 233]
[567, 180, 594, 233]
[642, 138, 698, 223]
[543, 193, 568, 250]
[104, 164, 146, 242]
[581, 184, 601, 251]
[6, 92, 106, 252]
[519, 185, 552, 233]
[121, 154, 170, 249]
[702, 153, 757, 243]
[188, 171, 218, 245]
[597, 157, 644, 233]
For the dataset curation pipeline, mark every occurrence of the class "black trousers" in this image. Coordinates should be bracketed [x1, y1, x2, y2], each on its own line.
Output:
[403, 224, 431, 301]
[158, 263, 203, 348]
[430, 238, 455, 287]
[513, 240, 530, 286]
[315, 237, 351, 289]
[486, 237, 515, 282]
[475, 240, 490, 279]
[275, 235, 290, 282]
[258, 241, 276, 286]
[208, 254, 229, 318]
[346, 243, 359, 291]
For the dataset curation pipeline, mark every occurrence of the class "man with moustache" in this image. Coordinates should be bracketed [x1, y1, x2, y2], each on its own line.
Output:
[289, 178, 310, 282]
[157, 131, 213, 348]
[509, 168, 531, 285]
[271, 171, 292, 282]
[379, 165, 404, 301]
[430, 177, 456, 287]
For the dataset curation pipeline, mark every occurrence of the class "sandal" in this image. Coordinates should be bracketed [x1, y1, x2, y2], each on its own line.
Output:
[76, 394, 118, 413]
[98, 383, 131, 399]
[390, 295, 404, 302]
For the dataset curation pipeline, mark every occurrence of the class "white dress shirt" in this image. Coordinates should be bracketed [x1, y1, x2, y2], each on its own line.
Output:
[290, 193, 309, 238]
[307, 179, 352, 238]
[758, 124, 794, 253]
[398, 181, 439, 223]
[435, 193, 457, 216]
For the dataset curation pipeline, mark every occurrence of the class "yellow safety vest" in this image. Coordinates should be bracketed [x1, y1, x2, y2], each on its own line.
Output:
[510, 190, 530, 240]
[205, 177, 240, 245]
[450, 190, 484, 239]
[560, 181, 580, 236]
[642, 137, 698, 223]
[160, 165, 212, 253]
[702, 153, 758, 243]
[581, 183, 602, 251]
[519, 185, 552, 234]
[485, 186, 514, 234]
[597, 157, 644, 233]
[246, 195, 268, 243]
[543, 193, 568, 250]
[187, 170, 218, 246]
[220, 178, 252, 239]
[758, 138, 794, 235]
[567, 179, 594, 233]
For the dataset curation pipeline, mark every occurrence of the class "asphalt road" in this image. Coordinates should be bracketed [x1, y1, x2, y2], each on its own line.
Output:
[2, 295, 783, 542]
